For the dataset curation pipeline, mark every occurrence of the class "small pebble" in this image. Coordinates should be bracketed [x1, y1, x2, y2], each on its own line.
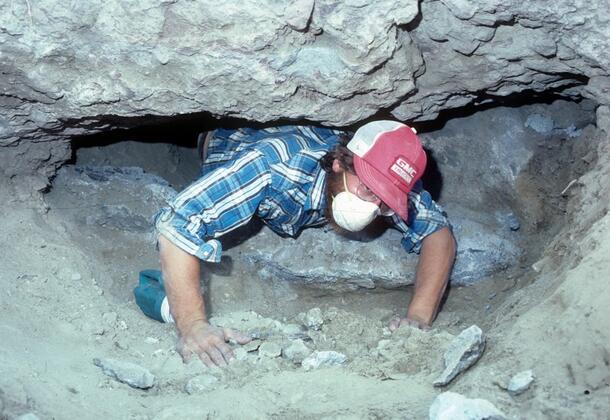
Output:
[184, 374, 219, 394]
[506, 213, 520, 231]
[303, 308, 324, 331]
[508, 369, 535, 396]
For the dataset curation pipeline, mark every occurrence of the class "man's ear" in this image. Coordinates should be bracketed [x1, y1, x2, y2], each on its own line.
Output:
[331, 159, 343, 173]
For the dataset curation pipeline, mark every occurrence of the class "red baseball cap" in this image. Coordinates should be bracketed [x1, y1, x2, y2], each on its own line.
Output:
[347, 120, 427, 221]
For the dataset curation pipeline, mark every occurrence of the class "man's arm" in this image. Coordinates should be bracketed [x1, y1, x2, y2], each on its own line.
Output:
[390, 226, 456, 330]
[159, 235, 250, 367]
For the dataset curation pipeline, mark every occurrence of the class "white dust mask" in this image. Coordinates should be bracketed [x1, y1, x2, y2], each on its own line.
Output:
[331, 173, 380, 232]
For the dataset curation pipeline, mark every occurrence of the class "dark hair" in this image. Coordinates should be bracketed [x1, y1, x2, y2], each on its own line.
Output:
[320, 133, 355, 174]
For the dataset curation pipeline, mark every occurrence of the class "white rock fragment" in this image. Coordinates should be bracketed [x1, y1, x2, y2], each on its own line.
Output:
[434, 325, 486, 387]
[302, 351, 347, 371]
[429, 392, 506, 420]
[283, 339, 311, 364]
[507, 369, 535, 396]
[184, 374, 219, 394]
[93, 357, 155, 389]
[259, 341, 282, 358]
[303, 307, 324, 331]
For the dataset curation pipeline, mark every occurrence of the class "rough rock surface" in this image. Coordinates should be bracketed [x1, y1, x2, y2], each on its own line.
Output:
[1, 1, 608, 180]
[93, 358, 156, 389]
[434, 325, 486, 387]
[302, 351, 348, 371]
[184, 374, 219, 395]
[507, 370, 535, 396]
[429, 392, 506, 420]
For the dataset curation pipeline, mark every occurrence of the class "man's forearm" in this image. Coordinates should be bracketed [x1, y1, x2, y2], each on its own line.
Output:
[407, 227, 456, 326]
[158, 235, 207, 333]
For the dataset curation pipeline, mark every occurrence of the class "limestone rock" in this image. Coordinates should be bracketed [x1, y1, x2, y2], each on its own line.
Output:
[283, 339, 312, 364]
[429, 392, 506, 420]
[434, 326, 486, 387]
[302, 351, 347, 371]
[302, 307, 324, 331]
[0, 0, 422, 178]
[3, 0, 609, 180]
[258, 341, 283, 358]
[93, 357, 155, 389]
[242, 340, 262, 353]
[184, 374, 219, 395]
[507, 370, 535, 396]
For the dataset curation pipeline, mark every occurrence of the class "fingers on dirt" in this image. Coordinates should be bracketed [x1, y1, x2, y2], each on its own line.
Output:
[388, 316, 401, 332]
[225, 328, 251, 344]
[197, 351, 215, 368]
[217, 342, 235, 362]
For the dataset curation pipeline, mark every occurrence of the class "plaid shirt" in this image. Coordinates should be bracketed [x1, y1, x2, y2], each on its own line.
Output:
[155, 125, 450, 262]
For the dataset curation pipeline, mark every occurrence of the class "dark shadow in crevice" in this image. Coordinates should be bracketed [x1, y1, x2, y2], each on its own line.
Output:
[421, 147, 443, 201]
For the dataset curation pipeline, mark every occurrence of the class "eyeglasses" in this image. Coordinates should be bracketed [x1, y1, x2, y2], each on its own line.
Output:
[355, 181, 380, 203]
[342, 172, 395, 216]
[342, 172, 379, 202]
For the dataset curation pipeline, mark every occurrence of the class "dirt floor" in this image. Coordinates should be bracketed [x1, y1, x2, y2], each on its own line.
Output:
[1, 114, 609, 419]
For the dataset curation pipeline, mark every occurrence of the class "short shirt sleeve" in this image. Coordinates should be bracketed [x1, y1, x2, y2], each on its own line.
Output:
[390, 181, 451, 254]
[155, 149, 271, 262]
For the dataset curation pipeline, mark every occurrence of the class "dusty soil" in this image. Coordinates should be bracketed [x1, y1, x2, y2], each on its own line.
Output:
[1, 115, 609, 419]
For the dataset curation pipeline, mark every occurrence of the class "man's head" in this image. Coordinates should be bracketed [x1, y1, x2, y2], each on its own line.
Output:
[322, 121, 426, 232]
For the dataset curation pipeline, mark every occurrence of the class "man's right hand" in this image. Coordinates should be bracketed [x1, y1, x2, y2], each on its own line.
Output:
[177, 319, 251, 368]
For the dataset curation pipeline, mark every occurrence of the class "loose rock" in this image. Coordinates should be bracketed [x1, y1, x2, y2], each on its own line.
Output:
[507, 369, 535, 396]
[303, 307, 324, 331]
[184, 374, 219, 394]
[242, 340, 262, 353]
[93, 357, 155, 389]
[434, 325, 486, 387]
[283, 339, 311, 364]
[258, 341, 283, 358]
[302, 351, 347, 371]
[429, 392, 506, 420]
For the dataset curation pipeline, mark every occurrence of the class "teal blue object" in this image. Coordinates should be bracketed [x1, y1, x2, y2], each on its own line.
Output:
[134, 270, 167, 323]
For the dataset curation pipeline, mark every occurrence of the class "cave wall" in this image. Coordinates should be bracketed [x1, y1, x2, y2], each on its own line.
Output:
[1, 0, 609, 184]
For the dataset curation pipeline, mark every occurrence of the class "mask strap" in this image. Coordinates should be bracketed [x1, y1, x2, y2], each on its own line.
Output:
[342, 171, 349, 193]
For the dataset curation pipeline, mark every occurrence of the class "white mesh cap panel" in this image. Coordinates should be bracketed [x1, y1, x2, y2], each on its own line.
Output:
[347, 120, 405, 157]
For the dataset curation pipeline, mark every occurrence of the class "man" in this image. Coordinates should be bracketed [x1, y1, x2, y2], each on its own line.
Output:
[153, 121, 456, 367]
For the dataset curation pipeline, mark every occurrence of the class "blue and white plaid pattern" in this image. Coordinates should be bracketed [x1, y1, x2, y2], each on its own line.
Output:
[156, 125, 450, 262]
[394, 181, 450, 253]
